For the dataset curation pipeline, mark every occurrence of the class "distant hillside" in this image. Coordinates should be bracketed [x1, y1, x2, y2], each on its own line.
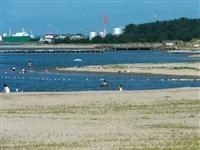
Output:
[90, 17, 200, 43]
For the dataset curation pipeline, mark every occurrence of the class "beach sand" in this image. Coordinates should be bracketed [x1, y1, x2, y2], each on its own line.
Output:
[56, 62, 200, 78]
[1, 88, 200, 149]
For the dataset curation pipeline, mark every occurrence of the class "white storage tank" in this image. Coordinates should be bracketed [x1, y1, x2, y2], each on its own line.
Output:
[99, 31, 104, 38]
[89, 31, 98, 40]
[3, 33, 7, 37]
[112, 27, 123, 36]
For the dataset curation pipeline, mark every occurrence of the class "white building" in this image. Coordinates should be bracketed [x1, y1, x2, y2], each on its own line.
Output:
[44, 34, 54, 39]
[56, 34, 66, 40]
[0, 35, 2, 41]
[89, 31, 98, 40]
[165, 42, 174, 46]
[193, 44, 199, 47]
[99, 31, 104, 38]
[40, 33, 55, 43]
[112, 27, 124, 36]
[70, 35, 82, 40]
[3, 33, 7, 37]
[12, 29, 29, 37]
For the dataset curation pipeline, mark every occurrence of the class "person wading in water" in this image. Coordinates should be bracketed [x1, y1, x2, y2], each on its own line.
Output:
[28, 61, 32, 71]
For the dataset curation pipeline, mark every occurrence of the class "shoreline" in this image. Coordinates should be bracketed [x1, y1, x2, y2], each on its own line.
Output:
[1, 87, 199, 94]
[54, 69, 200, 79]
[55, 62, 200, 79]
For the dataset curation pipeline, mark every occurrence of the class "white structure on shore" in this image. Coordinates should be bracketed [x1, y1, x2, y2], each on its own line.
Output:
[40, 33, 55, 43]
[89, 31, 98, 40]
[12, 28, 29, 37]
[0, 35, 2, 41]
[99, 31, 104, 38]
[112, 27, 124, 36]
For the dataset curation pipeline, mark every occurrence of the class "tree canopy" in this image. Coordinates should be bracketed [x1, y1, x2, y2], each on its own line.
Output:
[55, 17, 200, 44]
[121, 17, 200, 42]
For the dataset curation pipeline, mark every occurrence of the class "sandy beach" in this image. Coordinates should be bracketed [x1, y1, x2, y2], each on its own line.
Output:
[1, 88, 200, 149]
[56, 62, 200, 78]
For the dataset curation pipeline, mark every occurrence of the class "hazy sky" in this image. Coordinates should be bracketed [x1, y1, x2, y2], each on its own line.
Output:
[1, 0, 199, 35]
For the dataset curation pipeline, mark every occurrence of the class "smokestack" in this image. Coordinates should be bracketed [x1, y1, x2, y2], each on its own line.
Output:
[103, 16, 108, 38]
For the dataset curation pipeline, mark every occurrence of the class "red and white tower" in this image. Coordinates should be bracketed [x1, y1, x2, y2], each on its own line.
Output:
[103, 16, 108, 37]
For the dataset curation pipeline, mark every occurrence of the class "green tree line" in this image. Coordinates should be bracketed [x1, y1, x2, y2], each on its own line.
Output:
[55, 17, 200, 44]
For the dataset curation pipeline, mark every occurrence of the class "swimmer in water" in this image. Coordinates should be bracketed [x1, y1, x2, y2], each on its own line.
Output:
[100, 79, 109, 87]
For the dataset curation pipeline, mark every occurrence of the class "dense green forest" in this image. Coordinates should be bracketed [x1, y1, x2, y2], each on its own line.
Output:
[55, 17, 200, 44]
[121, 17, 200, 42]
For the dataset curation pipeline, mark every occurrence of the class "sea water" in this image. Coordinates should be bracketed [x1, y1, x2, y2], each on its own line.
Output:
[0, 50, 199, 92]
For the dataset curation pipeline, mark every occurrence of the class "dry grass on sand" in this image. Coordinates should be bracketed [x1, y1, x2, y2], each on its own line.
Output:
[0, 88, 200, 149]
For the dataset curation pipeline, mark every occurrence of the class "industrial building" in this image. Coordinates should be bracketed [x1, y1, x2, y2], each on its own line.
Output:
[112, 27, 124, 36]
[89, 31, 98, 40]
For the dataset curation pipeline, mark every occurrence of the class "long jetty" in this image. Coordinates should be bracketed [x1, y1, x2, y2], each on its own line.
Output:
[0, 43, 165, 53]
[0, 45, 105, 53]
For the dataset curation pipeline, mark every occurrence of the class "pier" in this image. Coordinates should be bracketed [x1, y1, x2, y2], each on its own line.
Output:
[114, 47, 151, 50]
[0, 45, 105, 53]
[0, 42, 184, 53]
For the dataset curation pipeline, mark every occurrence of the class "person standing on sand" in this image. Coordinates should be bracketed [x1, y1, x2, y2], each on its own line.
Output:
[118, 85, 123, 91]
[3, 84, 10, 93]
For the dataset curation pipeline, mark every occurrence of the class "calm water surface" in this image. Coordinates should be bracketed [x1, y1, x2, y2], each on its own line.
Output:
[1, 50, 199, 92]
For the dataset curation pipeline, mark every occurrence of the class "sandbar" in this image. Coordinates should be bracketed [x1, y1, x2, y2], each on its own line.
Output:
[56, 62, 200, 78]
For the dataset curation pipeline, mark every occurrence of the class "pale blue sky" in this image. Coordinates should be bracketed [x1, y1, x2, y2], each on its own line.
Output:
[1, 0, 199, 35]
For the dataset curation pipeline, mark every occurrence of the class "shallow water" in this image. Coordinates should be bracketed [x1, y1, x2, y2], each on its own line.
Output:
[0, 50, 199, 92]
